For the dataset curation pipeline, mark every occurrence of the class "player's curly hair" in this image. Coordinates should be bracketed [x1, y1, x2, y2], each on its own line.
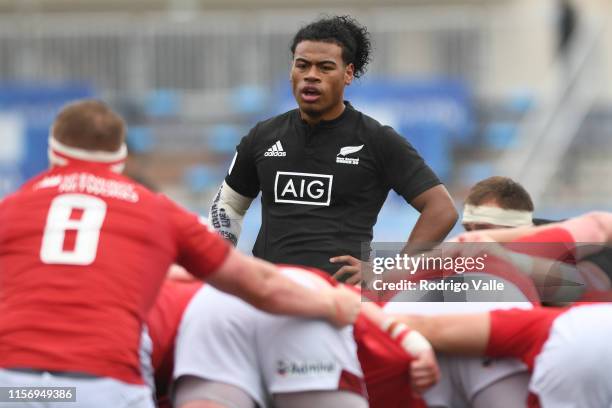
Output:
[290, 15, 372, 78]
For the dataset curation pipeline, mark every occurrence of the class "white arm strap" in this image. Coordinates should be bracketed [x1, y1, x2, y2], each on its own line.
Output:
[382, 318, 432, 355]
[208, 181, 253, 246]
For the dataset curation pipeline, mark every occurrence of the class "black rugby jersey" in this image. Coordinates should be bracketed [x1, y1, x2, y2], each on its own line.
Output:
[226, 102, 441, 274]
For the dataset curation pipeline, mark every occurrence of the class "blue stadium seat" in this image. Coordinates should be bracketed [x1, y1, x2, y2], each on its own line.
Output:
[460, 162, 494, 186]
[127, 126, 155, 154]
[0, 164, 24, 198]
[506, 89, 534, 114]
[0, 82, 94, 181]
[183, 164, 218, 193]
[207, 124, 242, 155]
[145, 89, 180, 117]
[231, 85, 268, 115]
[403, 123, 453, 183]
[484, 122, 518, 150]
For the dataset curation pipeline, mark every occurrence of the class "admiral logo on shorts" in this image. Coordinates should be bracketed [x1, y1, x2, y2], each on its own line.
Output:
[274, 171, 333, 206]
[276, 360, 337, 377]
[264, 141, 287, 157]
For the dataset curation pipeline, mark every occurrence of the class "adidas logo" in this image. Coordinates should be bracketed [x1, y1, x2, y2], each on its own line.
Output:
[264, 140, 287, 157]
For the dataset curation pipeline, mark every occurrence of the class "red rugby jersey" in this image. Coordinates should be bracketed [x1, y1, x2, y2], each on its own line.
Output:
[147, 279, 203, 406]
[486, 306, 567, 371]
[354, 314, 425, 408]
[484, 227, 580, 407]
[486, 306, 571, 408]
[507, 226, 577, 264]
[0, 163, 229, 384]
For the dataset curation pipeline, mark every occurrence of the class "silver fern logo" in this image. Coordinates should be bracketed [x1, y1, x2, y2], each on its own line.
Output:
[336, 144, 364, 165]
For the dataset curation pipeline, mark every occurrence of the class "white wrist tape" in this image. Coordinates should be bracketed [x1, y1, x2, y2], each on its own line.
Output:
[208, 181, 253, 246]
[382, 318, 432, 355]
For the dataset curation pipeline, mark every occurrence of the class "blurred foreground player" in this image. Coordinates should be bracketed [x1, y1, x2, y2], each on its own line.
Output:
[396, 303, 612, 408]
[419, 212, 612, 406]
[374, 177, 543, 408]
[209, 15, 457, 280]
[453, 211, 612, 301]
[146, 269, 203, 408]
[460, 176, 612, 302]
[147, 266, 439, 408]
[0, 100, 360, 408]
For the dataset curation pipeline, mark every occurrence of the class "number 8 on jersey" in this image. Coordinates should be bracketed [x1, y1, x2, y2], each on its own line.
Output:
[40, 194, 107, 265]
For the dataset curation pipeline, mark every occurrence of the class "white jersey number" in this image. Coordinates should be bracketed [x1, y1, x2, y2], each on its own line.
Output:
[40, 194, 107, 265]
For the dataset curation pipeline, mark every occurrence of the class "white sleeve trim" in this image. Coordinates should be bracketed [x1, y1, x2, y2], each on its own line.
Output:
[382, 318, 432, 355]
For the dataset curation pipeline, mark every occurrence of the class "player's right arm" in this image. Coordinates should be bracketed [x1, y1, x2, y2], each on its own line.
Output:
[167, 195, 359, 327]
[453, 211, 612, 249]
[208, 129, 259, 246]
[394, 313, 491, 356]
[208, 249, 361, 327]
[397, 308, 562, 371]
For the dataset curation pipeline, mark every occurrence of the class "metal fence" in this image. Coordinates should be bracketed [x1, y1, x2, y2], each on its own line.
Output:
[0, 8, 489, 94]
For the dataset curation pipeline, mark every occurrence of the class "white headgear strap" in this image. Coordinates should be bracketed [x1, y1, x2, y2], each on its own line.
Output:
[462, 204, 533, 227]
[48, 135, 127, 173]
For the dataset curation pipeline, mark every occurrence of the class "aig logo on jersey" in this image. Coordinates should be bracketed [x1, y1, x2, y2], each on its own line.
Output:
[274, 172, 333, 206]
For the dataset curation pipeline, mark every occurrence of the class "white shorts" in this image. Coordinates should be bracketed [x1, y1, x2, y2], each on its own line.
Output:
[140, 326, 155, 394]
[0, 369, 154, 408]
[174, 274, 363, 408]
[420, 354, 528, 408]
[384, 300, 531, 407]
[530, 304, 612, 408]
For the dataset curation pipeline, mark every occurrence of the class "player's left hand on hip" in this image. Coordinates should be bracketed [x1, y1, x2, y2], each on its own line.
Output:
[410, 348, 440, 394]
[331, 255, 363, 285]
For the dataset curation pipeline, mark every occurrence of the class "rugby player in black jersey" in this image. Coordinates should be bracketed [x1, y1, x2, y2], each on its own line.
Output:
[209, 15, 457, 281]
